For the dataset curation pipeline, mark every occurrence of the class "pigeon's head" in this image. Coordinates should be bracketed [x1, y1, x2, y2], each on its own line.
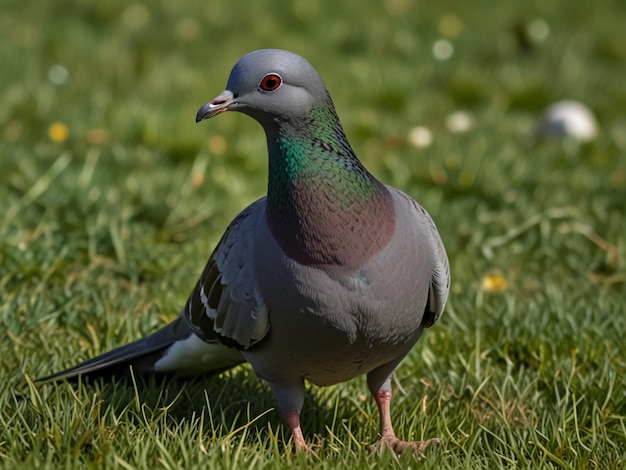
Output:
[196, 49, 330, 127]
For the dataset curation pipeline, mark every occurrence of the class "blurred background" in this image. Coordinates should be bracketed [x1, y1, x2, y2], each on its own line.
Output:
[2, 0, 624, 293]
[1, 0, 625, 466]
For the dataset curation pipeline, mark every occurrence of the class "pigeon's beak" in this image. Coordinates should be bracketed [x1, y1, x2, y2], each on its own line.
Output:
[196, 90, 236, 123]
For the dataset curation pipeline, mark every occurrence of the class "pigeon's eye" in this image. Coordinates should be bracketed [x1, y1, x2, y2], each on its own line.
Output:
[258, 73, 282, 92]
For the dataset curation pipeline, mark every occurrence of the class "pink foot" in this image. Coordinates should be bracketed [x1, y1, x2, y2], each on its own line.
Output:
[372, 435, 440, 455]
[371, 389, 440, 455]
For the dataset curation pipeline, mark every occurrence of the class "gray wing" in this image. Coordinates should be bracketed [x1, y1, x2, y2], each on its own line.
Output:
[391, 188, 449, 328]
[417, 200, 449, 327]
[183, 198, 269, 350]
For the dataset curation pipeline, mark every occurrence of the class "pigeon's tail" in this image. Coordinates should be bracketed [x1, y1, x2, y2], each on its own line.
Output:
[36, 316, 245, 383]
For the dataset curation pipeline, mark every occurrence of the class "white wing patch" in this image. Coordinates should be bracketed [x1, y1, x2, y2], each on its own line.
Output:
[200, 285, 217, 320]
[154, 334, 243, 373]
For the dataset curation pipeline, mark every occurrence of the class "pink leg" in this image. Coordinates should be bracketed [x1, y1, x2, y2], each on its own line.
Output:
[267, 380, 310, 451]
[373, 390, 440, 455]
[285, 411, 309, 452]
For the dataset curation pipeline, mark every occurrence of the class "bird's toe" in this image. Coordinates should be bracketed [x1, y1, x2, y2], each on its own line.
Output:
[371, 436, 440, 455]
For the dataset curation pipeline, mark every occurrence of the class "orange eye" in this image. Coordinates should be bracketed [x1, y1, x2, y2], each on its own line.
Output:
[258, 73, 282, 92]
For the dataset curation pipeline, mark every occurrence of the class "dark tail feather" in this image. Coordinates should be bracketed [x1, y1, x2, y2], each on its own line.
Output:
[36, 316, 193, 383]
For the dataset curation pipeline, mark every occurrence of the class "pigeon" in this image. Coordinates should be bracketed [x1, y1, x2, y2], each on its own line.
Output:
[38, 49, 450, 454]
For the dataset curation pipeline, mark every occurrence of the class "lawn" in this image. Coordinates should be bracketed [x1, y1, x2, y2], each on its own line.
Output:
[1, 0, 625, 468]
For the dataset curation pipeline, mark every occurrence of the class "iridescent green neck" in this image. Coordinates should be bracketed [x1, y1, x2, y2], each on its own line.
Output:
[266, 102, 383, 209]
[264, 100, 396, 269]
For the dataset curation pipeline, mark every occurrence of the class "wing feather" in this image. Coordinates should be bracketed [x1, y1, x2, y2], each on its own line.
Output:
[184, 198, 269, 349]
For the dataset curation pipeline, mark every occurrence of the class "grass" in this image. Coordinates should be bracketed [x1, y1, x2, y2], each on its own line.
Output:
[1, 0, 625, 468]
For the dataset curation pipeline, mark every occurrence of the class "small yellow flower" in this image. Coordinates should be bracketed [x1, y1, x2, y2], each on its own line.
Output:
[48, 122, 69, 142]
[191, 173, 205, 188]
[439, 13, 463, 38]
[482, 271, 508, 294]
[87, 128, 109, 145]
[208, 135, 227, 155]
[431, 169, 448, 185]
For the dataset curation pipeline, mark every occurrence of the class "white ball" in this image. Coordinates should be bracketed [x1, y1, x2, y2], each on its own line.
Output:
[538, 100, 598, 142]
